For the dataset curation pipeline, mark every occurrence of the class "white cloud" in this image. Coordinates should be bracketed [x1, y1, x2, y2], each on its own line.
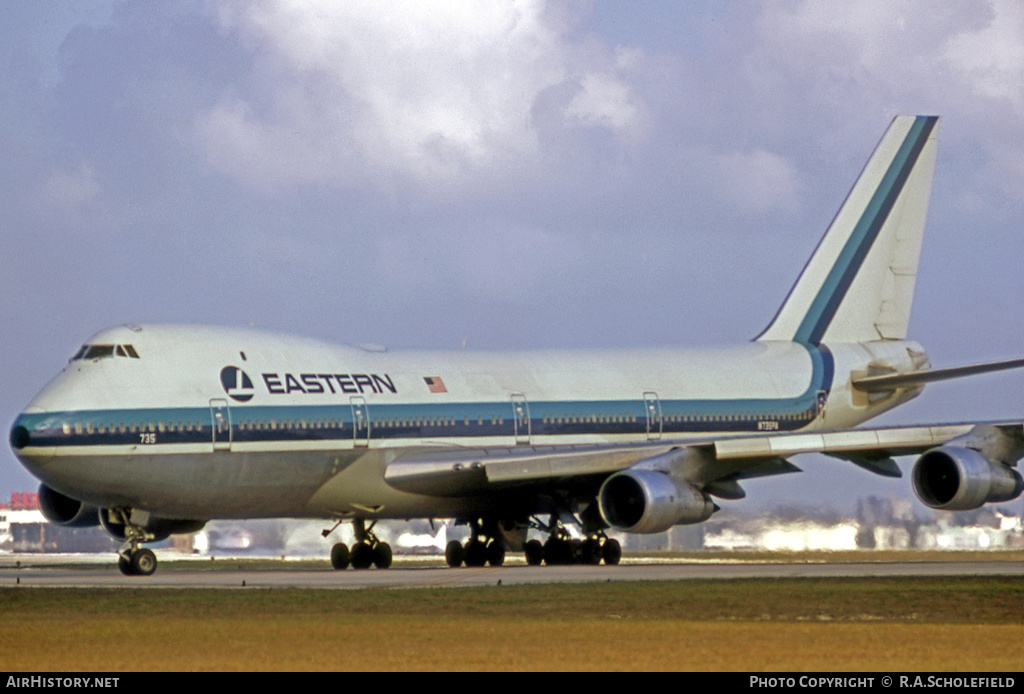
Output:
[197, 0, 646, 190]
[565, 72, 639, 131]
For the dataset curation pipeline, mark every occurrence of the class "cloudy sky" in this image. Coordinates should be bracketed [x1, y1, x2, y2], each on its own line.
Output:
[3, 0, 1024, 516]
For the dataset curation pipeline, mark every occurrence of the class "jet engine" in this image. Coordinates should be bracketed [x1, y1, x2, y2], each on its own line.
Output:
[98, 508, 206, 543]
[598, 470, 716, 534]
[912, 446, 1024, 511]
[38, 484, 100, 528]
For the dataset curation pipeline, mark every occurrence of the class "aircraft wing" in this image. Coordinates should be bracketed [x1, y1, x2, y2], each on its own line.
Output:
[385, 421, 1024, 500]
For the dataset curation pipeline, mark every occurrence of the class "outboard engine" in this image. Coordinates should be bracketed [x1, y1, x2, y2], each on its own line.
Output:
[912, 446, 1024, 511]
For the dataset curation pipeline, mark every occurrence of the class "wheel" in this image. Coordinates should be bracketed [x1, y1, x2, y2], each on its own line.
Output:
[129, 548, 157, 576]
[445, 540, 464, 568]
[543, 538, 570, 565]
[350, 542, 374, 569]
[373, 542, 393, 569]
[118, 554, 134, 576]
[602, 538, 621, 565]
[485, 539, 505, 567]
[464, 539, 488, 567]
[580, 539, 603, 565]
[524, 539, 543, 566]
[330, 542, 350, 570]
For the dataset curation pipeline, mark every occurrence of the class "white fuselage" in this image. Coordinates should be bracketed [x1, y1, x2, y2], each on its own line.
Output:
[11, 324, 923, 521]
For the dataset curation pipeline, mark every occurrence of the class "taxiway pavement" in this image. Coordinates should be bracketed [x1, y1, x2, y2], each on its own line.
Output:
[1, 555, 1021, 589]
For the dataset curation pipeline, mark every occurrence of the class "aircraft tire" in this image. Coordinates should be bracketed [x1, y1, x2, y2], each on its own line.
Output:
[581, 539, 603, 565]
[445, 540, 464, 568]
[464, 539, 488, 567]
[130, 548, 157, 576]
[330, 543, 350, 570]
[350, 542, 374, 569]
[486, 540, 505, 567]
[118, 555, 134, 576]
[524, 540, 543, 566]
[543, 538, 574, 565]
[373, 542, 393, 569]
[602, 539, 621, 566]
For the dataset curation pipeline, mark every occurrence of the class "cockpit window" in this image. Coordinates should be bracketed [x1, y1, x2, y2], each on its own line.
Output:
[72, 344, 140, 361]
[84, 345, 115, 360]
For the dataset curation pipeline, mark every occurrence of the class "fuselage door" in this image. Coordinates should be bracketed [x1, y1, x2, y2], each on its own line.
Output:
[511, 393, 530, 445]
[816, 389, 828, 424]
[210, 398, 232, 451]
[350, 396, 369, 447]
[643, 391, 662, 441]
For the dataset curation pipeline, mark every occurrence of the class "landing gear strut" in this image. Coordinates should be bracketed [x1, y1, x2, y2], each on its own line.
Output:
[327, 519, 392, 570]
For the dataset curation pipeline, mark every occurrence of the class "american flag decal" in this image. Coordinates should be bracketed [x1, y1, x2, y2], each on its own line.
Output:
[424, 376, 447, 393]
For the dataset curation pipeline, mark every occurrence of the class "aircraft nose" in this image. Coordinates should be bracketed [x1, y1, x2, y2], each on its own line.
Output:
[10, 405, 48, 454]
[10, 422, 31, 450]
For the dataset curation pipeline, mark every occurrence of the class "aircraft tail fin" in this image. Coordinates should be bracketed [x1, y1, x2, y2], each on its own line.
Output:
[758, 115, 939, 344]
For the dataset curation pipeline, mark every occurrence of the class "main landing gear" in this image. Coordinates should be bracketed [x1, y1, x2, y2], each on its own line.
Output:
[327, 519, 392, 570]
[443, 516, 621, 568]
[524, 518, 621, 567]
[444, 519, 506, 568]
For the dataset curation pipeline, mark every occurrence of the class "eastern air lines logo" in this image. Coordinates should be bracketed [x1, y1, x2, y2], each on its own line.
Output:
[220, 366, 254, 402]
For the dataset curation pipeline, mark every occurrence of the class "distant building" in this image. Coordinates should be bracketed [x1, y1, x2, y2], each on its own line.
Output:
[0, 492, 117, 554]
[703, 499, 1023, 552]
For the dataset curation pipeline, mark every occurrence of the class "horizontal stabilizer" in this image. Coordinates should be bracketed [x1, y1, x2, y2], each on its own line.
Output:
[852, 358, 1024, 393]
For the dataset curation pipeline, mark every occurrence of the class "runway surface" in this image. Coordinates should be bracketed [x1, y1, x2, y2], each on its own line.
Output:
[2, 554, 1021, 589]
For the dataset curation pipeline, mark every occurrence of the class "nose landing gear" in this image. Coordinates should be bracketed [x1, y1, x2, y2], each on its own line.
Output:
[108, 508, 159, 576]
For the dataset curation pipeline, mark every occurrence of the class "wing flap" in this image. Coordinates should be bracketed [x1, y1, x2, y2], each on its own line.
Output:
[713, 423, 974, 460]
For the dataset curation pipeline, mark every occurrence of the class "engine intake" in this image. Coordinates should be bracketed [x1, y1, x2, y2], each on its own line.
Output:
[38, 484, 99, 528]
[912, 446, 1024, 511]
[598, 470, 716, 534]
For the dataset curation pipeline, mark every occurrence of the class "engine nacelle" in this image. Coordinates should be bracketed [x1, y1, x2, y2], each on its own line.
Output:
[912, 446, 1024, 511]
[99, 508, 206, 543]
[598, 470, 716, 534]
[38, 484, 100, 528]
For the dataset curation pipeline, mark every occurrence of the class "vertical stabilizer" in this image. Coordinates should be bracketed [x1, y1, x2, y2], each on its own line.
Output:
[758, 116, 939, 344]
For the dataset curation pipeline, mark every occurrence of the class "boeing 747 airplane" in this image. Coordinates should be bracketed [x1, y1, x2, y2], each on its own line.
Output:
[9, 115, 1024, 575]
